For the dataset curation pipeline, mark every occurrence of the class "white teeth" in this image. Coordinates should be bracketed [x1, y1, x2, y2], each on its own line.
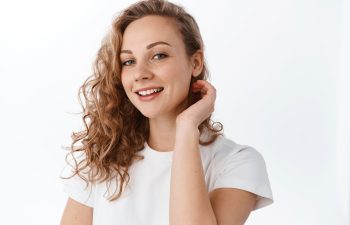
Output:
[137, 88, 163, 96]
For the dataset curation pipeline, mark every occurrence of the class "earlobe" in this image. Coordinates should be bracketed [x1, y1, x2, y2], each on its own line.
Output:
[192, 71, 200, 77]
[192, 64, 198, 77]
[192, 62, 203, 77]
[192, 71, 202, 77]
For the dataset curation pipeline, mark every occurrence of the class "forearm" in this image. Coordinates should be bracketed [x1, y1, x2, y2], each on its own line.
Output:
[169, 125, 217, 225]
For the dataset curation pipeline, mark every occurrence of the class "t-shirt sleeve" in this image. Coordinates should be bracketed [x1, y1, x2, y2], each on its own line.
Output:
[210, 141, 274, 210]
[61, 164, 95, 208]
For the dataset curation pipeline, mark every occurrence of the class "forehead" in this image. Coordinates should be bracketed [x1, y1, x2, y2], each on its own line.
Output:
[121, 15, 183, 49]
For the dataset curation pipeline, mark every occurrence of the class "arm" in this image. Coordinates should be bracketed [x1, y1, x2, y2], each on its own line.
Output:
[169, 125, 217, 225]
[169, 80, 217, 225]
[170, 80, 257, 225]
[209, 188, 257, 225]
[169, 125, 257, 225]
[60, 197, 93, 225]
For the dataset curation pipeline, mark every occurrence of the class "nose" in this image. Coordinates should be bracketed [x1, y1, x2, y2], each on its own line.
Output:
[133, 61, 154, 81]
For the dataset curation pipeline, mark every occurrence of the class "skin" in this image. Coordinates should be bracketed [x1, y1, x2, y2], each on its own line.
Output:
[120, 15, 219, 225]
[60, 15, 257, 225]
[120, 15, 205, 152]
[60, 198, 92, 225]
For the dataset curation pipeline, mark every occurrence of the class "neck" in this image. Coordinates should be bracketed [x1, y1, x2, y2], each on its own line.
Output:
[146, 98, 191, 152]
[147, 116, 177, 152]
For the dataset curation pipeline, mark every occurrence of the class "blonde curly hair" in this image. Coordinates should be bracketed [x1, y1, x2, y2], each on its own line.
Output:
[63, 0, 223, 201]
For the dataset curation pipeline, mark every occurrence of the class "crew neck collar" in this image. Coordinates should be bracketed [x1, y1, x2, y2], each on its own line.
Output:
[142, 142, 173, 162]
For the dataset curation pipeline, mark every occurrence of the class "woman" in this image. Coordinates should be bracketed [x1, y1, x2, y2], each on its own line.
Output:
[60, 0, 273, 224]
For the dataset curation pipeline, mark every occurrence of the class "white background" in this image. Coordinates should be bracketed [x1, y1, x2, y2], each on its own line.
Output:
[0, 0, 349, 224]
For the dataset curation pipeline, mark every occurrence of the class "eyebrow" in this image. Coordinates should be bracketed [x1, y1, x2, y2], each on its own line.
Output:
[120, 41, 171, 54]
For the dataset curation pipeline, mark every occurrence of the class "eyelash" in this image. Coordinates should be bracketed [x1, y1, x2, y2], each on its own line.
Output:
[153, 53, 168, 60]
[121, 53, 168, 66]
[122, 59, 135, 66]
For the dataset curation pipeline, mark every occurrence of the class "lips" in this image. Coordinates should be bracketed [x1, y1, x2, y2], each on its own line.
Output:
[134, 86, 164, 93]
[136, 88, 163, 101]
[134, 87, 164, 96]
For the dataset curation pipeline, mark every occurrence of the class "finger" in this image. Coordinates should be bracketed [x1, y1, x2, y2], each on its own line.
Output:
[194, 80, 216, 99]
[194, 80, 214, 90]
[192, 80, 210, 93]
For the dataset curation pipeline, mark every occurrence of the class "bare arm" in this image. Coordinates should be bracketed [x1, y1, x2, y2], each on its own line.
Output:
[169, 125, 217, 225]
[170, 80, 258, 225]
[60, 197, 93, 225]
[169, 125, 257, 225]
[209, 188, 257, 225]
[169, 80, 217, 225]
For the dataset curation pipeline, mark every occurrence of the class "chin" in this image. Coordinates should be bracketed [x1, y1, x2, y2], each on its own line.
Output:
[136, 108, 161, 119]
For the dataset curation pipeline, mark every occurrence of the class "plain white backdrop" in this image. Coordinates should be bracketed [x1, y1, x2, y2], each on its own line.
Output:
[0, 0, 349, 224]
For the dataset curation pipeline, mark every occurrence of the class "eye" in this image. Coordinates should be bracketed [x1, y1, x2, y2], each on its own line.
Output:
[152, 53, 168, 60]
[121, 59, 135, 66]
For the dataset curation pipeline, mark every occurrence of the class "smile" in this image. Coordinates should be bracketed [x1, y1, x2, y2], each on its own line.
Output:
[134, 87, 164, 102]
[136, 87, 164, 96]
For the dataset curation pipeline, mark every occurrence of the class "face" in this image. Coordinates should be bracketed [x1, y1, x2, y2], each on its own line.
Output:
[120, 15, 196, 119]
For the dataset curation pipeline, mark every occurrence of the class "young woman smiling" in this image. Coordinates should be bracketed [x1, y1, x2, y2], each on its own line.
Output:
[60, 1, 273, 225]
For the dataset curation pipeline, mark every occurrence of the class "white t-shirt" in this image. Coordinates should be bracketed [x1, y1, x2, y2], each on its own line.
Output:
[62, 135, 273, 225]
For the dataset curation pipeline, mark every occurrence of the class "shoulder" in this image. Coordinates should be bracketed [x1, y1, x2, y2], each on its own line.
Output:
[208, 135, 264, 163]
[205, 135, 274, 210]
[61, 154, 96, 208]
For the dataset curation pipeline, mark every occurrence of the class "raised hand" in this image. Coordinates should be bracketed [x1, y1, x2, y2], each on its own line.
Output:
[176, 80, 216, 129]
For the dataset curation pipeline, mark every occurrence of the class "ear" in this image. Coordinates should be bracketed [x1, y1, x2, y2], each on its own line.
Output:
[191, 50, 204, 77]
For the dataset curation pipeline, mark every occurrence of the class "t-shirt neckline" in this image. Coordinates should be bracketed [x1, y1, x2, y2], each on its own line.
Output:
[143, 142, 173, 162]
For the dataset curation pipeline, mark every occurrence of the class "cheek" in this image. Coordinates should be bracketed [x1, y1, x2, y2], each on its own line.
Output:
[120, 73, 130, 90]
[165, 66, 192, 92]
[177, 68, 192, 87]
[160, 61, 192, 81]
[120, 75, 134, 100]
[172, 74, 192, 99]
